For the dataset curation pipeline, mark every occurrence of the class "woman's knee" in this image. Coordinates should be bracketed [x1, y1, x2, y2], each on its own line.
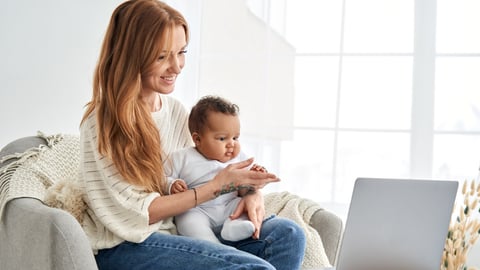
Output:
[263, 217, 306, 248]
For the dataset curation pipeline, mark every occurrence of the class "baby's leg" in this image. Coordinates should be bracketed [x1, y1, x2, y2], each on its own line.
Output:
[220, 213, 255, 242]
[175, 209, 220, 243]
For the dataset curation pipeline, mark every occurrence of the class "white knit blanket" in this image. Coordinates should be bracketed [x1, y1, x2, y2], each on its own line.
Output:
[0, 132, 80, 220]
[264, 191, 331, 269]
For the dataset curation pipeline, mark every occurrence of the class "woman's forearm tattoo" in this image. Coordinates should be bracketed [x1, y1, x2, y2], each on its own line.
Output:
[214, 183, 256, 197]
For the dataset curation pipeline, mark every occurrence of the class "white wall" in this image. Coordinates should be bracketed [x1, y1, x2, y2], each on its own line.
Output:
[0, 0, 200, 149]
[0, 0, 122, 148]
[198, 0, 295, 141]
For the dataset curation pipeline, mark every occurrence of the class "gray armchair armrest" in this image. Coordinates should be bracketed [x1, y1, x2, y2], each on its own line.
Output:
[0, 135, 97, 270]
[310, 208, 343, 265]
[0, 198, 97, 270]
[0, 135, 47, 166]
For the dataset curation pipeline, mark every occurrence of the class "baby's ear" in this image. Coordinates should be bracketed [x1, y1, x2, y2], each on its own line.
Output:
[191, 132, 201, 145]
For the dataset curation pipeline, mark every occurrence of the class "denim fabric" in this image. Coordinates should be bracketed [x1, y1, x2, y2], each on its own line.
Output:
[221, 216, 306, 270]
[95, 216, 306, 270]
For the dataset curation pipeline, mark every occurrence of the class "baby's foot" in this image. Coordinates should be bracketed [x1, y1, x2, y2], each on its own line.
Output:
[221, 218, 255, 241]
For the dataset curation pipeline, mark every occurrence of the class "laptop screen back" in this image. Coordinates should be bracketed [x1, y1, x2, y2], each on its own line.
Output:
[335, 178, 458, 270]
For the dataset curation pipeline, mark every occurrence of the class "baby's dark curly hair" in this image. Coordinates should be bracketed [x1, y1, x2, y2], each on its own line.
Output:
[188, 95, 240, 135]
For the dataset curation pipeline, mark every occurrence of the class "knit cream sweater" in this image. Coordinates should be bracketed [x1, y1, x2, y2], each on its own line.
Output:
[79, 95, 193, 251]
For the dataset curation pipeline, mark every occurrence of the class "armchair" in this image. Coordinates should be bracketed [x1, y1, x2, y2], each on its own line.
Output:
[0, 135, 343, 270]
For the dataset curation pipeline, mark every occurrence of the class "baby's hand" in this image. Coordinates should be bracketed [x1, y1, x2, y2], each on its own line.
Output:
[171, 179, 188, 194]
[250, 164, 267, 173]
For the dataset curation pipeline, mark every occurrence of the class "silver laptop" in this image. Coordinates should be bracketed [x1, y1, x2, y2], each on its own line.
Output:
[328, 177, 458, 270]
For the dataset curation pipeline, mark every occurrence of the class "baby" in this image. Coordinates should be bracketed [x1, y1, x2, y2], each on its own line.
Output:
[166, 95, 268, 243]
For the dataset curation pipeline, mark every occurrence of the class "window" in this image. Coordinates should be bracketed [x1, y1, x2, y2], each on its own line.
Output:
[188, 0, 480, 217]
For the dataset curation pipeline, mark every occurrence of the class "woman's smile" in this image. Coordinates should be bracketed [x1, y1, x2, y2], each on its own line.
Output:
[161, 75, 176, 84]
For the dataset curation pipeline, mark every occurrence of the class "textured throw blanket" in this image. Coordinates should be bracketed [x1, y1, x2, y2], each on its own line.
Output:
[0, 132, 80, 221]
[264, 191, 331, 269]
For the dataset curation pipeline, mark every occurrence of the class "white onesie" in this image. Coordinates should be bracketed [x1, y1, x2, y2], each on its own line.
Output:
[166, 147, 254, 243]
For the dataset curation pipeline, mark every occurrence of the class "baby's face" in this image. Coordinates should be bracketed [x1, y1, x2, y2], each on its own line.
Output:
[195, 112, 241, 163]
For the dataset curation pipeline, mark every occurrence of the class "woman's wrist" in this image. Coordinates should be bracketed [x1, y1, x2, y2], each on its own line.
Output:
[191, 187, 198, 206]
[214, 182, 236, 197]
[195, 181, 219, 204]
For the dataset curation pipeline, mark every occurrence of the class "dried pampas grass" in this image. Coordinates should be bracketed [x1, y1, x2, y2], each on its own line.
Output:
[441, 179, 480, 270]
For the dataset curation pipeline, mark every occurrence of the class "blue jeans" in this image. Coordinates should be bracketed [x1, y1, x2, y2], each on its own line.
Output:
[95, 216, 306, 270]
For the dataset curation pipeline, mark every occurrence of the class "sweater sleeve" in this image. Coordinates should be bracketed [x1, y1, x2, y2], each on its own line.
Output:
[79, 113, 176, 251]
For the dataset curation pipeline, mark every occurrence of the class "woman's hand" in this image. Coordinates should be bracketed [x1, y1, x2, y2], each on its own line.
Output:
[230, 191, 265, 239]
[211, 158, 279, 195]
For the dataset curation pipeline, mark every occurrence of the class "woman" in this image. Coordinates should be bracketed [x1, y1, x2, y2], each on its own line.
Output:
[79, 1, 306, 269]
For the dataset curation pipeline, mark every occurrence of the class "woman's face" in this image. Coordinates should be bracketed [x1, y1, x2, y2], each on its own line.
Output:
[141, 25, 187, 95]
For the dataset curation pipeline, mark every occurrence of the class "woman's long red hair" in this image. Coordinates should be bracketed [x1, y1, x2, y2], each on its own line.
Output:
[81, 0, 189, 194]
